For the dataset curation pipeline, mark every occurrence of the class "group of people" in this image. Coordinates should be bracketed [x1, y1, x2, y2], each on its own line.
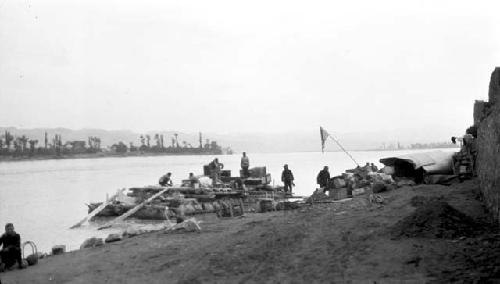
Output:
[156, 153, 388, 197]
[159, 172, 199, 188]
[208, 153, 297, 194]
[156, 152, 299, 194]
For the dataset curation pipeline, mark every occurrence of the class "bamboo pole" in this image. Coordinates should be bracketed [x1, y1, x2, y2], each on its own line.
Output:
[70, 188, 126, 229]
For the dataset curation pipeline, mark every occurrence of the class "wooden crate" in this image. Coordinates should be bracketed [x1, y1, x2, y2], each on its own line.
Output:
[329, 187, 348, 200]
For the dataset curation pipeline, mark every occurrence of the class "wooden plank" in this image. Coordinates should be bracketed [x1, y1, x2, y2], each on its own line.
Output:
[70, 188, 126, 229]
[238, 198, 245, 214]
[98, 187, 170, 230]
[312, 198, 353, 204]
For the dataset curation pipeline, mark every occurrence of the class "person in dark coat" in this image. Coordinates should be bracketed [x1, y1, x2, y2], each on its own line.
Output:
[240, 152, 250, 178]
[0, 223, 24, 271]
[316, 166, 330, 192]
[159, 172, 173, 187]
[209, 158, 224, 186]
[281, 164, 295, 194]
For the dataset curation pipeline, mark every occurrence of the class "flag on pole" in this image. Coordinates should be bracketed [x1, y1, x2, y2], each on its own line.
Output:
[320, 127, 329, 153]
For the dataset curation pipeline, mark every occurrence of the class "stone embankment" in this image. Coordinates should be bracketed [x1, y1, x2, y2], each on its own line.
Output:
[475, 67, 500, 222]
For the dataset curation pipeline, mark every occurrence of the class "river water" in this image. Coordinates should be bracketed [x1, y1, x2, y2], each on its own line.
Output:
[0, 149, 456, 253]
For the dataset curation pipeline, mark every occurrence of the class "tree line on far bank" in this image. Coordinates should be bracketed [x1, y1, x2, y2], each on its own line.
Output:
[0, 131, 102, 157]
[0, 131, 225, 158]
[121, 133, 223, 154]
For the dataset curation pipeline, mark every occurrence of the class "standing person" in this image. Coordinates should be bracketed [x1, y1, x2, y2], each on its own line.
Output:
[159, 172, 173, 187]
[209, 158, 224, 186]
[188, 173, 199, 188]
[0, 223, 24, 271]
[240, 152, 250, 178]
[470, 138, 478, 176]
[281, 164, 295, 194]
[316, 166, 330, 192]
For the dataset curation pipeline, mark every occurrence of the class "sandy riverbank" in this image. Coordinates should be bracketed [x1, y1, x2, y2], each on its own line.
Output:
[2, 179, 499, 283]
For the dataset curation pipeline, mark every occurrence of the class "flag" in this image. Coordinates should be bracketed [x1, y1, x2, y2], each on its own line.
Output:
[320, 127, 329, 153]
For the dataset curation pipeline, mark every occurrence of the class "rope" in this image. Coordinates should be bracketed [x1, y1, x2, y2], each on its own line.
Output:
[327, 133, 360, 167]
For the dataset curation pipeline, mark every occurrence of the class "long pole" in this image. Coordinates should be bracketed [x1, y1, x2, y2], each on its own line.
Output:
[327, 133, 360, 167]
[69, 188, 126, 229]
[98, 187, 170, 230]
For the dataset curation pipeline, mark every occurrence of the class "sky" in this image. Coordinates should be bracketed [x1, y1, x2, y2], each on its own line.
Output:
[1, 0, 499, 136]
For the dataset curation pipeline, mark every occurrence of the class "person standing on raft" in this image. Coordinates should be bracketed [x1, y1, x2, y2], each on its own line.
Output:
[209, 158, 224, 186]
[188, 173, 199, 188]
[241, 152, 250, 178]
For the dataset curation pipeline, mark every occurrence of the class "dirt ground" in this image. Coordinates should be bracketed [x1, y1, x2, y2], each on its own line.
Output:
[2, 179, 499, 283]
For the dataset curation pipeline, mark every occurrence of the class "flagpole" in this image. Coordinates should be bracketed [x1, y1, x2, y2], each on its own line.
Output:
[322, 128, 360, 167]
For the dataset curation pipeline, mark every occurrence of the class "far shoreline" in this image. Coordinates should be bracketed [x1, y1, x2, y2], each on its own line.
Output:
[0, 146, 460, 163]
[0, 151, 228, 163]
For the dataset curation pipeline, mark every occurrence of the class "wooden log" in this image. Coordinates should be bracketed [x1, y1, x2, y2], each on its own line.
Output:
[70, 188, 126, 229]
[129, 186, 211, 197]
[238, 198, 245, 215]
[228, 200, 234, 217]
[213, 192, 243, 197]
[183, 194, 216, 200]
[98, 187, 170, 230]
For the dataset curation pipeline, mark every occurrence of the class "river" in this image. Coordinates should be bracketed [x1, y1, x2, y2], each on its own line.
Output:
[0, 149, 457, 253]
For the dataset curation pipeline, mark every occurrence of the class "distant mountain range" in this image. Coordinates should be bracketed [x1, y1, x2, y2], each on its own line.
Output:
[0, 126, 462, 153]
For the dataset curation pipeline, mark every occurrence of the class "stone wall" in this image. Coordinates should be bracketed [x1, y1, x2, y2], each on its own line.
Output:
[489, 67, 500, 105]
[474, 100, 488, 125]
[476, 67, 500, 222]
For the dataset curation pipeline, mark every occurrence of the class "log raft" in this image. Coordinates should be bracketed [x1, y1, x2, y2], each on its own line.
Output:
[88, 186, 246, 220]
[78, 165, 295, 225]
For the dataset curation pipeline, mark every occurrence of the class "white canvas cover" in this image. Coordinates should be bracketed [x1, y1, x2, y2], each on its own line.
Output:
[379, 150, 455, 174]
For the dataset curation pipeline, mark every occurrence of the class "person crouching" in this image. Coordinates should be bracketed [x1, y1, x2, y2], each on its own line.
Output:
[0, 223, 25, 271]
[159, 172, 173, 187]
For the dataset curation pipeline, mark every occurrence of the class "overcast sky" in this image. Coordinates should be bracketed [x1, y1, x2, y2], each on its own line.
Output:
[1, 0, 499, 135]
